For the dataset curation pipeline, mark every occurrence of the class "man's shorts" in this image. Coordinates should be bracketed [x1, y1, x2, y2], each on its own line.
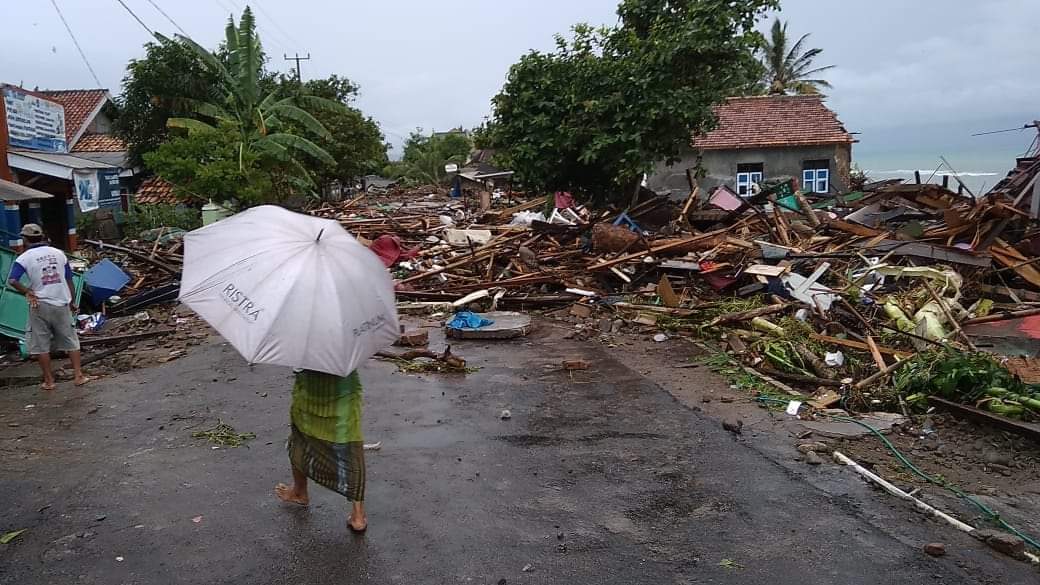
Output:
[26, 302, 80, 355]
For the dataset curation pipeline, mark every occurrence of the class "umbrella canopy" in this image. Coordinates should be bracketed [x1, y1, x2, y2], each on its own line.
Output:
[178, 205, 399, 376]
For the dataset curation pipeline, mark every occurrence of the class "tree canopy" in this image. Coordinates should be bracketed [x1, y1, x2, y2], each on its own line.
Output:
[115, 40, 225, 168]
[760, 18, 834, 95]
[116, 8, 387, 204]
[488, 0, 777, 206]
[386, 130, 473, 186]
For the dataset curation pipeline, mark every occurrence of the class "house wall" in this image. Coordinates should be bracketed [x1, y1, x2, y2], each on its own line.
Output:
[648, 143, 852, 199]
[86, 111, 113, 134]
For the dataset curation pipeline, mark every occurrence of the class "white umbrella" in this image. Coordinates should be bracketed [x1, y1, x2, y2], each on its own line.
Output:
[178, 205, 399, 376]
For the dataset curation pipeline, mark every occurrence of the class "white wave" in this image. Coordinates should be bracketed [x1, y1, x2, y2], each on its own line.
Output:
[869, 169, 998, 177]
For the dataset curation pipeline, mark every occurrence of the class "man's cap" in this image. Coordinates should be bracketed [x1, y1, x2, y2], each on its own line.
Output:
[20, 224, 43, 237]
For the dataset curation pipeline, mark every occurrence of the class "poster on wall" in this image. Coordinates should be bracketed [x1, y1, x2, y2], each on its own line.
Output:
[97, 170, 123, 209]
[2, 86, 67, 153]
[74, 170, 100, 212]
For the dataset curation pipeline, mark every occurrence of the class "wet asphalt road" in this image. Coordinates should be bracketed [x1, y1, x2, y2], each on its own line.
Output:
[1, 330, 1036, 584]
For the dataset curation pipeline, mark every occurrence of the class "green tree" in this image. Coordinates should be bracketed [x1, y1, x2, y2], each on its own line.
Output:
[392, 130, 472, 185]
[489, 0, 776, 206]
[276, 74, 388, 190]
[760, 18, 834, 95]
[143, 122, 270, 204]
[164, 8, 341, 196]
[115, 40, 225, 167]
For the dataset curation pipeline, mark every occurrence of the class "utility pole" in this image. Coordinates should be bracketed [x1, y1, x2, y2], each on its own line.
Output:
[283, 53, 311, 83]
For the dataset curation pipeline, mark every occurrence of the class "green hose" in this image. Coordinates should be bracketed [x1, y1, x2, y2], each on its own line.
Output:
[755, 395, 1040, 550]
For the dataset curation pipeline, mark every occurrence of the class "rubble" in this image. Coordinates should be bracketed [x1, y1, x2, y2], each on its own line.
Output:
[300, 151, 1040, 437]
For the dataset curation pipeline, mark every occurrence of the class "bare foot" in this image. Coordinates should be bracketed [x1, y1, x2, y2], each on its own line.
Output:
[74, 375, 93, 387]
[274, 483, 309, 506]
[348, 515, 367, 533]
[40, 382, 55, 391]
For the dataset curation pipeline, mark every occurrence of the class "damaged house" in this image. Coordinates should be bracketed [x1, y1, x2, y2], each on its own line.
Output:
[649, 95, 857, 198]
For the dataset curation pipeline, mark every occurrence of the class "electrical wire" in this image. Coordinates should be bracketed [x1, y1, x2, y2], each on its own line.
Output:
[114, 0, 155, 35]
[48, 0, 104, 87]
[251, 0, 305, 50]
[142, 0, 188, 36]
[755, 395, 1040, 550]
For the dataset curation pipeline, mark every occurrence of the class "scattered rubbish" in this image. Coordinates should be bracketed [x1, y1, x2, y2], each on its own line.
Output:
[500, 409, 512, 420]
[718, 558, 743, 570]
[0, 529, 27, 544]
[785, 401, 803, 416]
[823, 352, 844, 367]
[192, 516, 203, 524]
[363, 442, 382, 451]
[522, 564, 534, 573]
[115, 556, 124, 562]
[191, 420, 256, 447]
[653, 333, 668, 343]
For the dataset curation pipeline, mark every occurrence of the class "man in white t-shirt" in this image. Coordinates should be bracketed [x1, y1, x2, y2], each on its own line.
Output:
[7, 224, 89, 390]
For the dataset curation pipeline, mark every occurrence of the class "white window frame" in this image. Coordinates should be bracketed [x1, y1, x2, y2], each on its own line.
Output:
[736, 170, 763, 197]
[802, 166, 829, 194]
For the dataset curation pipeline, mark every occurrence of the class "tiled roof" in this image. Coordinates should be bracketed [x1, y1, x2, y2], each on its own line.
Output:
[135, 176, 196, 205]
[38, 89, 109, 144]
[694, 96, 855, 150]
[71, 133, 126, 153]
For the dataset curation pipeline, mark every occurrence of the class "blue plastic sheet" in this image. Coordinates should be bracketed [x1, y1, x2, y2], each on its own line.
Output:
[447, 311, 494, 330]
[83, 258, 130, 303]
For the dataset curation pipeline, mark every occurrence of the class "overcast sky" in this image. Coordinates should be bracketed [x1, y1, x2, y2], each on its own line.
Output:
[3, 0, 1038, 166]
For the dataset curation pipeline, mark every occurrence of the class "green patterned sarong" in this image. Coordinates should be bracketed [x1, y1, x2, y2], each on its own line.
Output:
[287, 370, 366, 501]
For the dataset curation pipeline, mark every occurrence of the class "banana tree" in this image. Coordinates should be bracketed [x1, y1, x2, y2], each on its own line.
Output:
[161, 8, 342, 189]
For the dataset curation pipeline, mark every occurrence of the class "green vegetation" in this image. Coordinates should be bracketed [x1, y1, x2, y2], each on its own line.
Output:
[759, 18, 834, 95]
[116, 7, 387, 205]
[895, 351, 1040, 419]
[487, 0, 776, 206]
[385, 130, 473, 186]
[123, 204, 202, 239]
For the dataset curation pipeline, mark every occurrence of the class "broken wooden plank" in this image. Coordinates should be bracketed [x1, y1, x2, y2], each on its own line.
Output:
[80, 328, 176, 347]
[856, 239, 992, 267]
[930, 397, 1040, 441]
[825, 219, 882, 238]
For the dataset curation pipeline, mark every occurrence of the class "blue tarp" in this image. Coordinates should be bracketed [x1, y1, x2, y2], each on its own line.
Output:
[83, 258, 130, 303]
[447, 311, 494, 330]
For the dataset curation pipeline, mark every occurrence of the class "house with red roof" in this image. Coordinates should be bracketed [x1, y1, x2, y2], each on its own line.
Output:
[648, 95, 857, 199]
[1, 85, 131, 249]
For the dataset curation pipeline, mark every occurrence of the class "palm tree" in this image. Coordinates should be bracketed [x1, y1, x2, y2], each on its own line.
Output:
[162, 8, 341, 188]
[760, 18, 834, 95]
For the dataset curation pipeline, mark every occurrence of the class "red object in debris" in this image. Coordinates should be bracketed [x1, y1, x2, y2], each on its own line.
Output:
[369, 234, 418, 268]
[702, 272, 737, 291]
[555, 191, 576, 209]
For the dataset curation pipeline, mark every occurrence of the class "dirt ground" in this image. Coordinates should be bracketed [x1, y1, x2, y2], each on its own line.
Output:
[545, 313, 1040, 560]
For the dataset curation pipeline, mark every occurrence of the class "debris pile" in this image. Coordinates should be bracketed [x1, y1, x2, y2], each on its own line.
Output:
[312, 155, 1040, 429]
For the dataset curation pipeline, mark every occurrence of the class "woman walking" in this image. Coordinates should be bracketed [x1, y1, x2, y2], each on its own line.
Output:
[275, 369, 367, 533]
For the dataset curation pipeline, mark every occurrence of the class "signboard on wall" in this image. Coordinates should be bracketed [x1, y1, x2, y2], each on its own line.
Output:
[97, 170, 123, 209]
[74, 170, 99, 212]
[2, 86, 67, 153]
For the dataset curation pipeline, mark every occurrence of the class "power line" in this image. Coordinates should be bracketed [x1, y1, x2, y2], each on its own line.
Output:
[49, 0, 104, 87]
[142, 0, 188, 36]
[114, 0, 155, 35]
[252, 0, 305, 50]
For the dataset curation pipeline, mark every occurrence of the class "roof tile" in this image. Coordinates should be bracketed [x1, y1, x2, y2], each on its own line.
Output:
[71, 133, 126, 153]
[694, 96, 855, 150]
[38, 89, 109, 145]
[135, 177, 197, 205]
